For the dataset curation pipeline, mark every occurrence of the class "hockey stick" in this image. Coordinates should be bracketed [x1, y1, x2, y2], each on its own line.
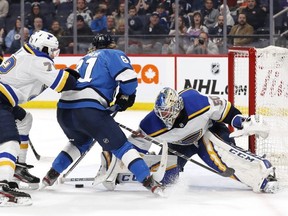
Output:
[117, 122, 235, 178]
[61, 142, 168, 184]
[29, 139, 41, 160]
[60, 110, 118, 180]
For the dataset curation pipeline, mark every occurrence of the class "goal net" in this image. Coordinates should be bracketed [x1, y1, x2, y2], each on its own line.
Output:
[228, 46, 288, 186]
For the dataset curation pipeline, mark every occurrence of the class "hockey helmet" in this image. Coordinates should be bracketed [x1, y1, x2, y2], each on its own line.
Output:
[29, 30, 60, 57]
[92, 33, 116, 49]
[154, 87, 184, 129]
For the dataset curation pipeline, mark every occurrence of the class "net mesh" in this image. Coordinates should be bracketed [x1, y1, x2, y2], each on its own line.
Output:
[230, 46, 288, 185]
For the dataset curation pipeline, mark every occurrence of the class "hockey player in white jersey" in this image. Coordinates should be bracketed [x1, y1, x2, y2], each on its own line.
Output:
[100, 87, 278, 193]
[0, 30, 79, 206]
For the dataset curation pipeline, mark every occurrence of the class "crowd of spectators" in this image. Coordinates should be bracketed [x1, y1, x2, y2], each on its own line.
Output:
[0, 0, 288, 55]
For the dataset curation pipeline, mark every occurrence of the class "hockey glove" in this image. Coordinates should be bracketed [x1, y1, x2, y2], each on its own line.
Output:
[115, 93, 136, 111]
[64, 68, 81, 79]
[230, 115, 269, 139]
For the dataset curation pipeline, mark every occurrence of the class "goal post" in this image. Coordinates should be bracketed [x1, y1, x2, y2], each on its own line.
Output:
[228, 46, 288, 185]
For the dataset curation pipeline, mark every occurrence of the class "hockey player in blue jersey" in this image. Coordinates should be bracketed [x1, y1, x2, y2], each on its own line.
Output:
[41, 34, 164, 195]
[0, 30, 79, 206]
[101, 87, 279, 193]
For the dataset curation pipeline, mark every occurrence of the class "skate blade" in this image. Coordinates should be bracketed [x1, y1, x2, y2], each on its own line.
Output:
[18, 182, 39, 190]
[0, 197, 32, 207]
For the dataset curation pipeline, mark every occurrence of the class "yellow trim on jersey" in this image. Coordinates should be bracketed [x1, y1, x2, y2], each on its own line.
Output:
[0, 161, 16, 169]
[55, 72, 69, 92]
[20, 143, 29, 149]
[24, 44, 35, 55]
[150, 163, 177, 172]
[0, 84, 16, 106]
[149, 128, 168, 137]
[218, 101, 232, 122]
[188, 105, 210, 119]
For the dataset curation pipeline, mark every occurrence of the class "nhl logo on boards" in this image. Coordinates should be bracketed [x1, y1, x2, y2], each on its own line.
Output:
[211, 63, 220, 74]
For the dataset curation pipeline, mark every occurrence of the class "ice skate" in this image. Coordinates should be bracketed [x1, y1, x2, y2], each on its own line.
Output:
[261, 172, 279, 193]
[13, 163, 40, 190]
[41, 168, 60, 189]
[0, 180, 32, 206]
[142, 175, 165, 197]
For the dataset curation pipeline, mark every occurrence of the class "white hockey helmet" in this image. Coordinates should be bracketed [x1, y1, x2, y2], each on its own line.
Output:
[29, 30, 60, 57]
[154, 87, 184, 129]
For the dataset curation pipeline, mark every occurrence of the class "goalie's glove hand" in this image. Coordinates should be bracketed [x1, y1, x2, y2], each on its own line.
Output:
[64, 68, 81, 79]
[115, 92, 136, 111]
[230, 114, 269, 139]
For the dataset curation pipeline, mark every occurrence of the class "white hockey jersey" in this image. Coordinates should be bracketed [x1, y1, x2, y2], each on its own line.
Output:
[0, 44, 71, 106]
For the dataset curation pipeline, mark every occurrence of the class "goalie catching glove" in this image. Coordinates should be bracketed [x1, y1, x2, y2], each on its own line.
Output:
[115, 92, 136, 111]
[230, 114, 269, 139]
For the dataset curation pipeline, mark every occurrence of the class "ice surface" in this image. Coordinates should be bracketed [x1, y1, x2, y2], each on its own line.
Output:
[2, 109, 287, 216]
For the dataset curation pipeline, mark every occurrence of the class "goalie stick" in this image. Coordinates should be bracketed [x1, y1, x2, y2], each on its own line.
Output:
[60, 141, 168, 184]
[117, 122, 235, 178]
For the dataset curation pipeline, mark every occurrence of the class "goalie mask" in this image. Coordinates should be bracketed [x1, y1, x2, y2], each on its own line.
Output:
[154, 87, 184, 129]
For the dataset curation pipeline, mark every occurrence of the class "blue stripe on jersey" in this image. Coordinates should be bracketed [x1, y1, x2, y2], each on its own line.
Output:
[140, 111, 167, 137]
[20, 135, 29, 141]
[0, 82, 19, 106]
[0, 152, 17, 162]
[50, 69, 64, 90]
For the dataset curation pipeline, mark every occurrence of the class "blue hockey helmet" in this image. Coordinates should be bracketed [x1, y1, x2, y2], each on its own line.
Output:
[154, 87, 184, 129]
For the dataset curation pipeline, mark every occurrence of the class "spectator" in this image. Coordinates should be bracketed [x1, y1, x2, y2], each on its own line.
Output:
[25, 2, 49, 30]
[135, 0, 152, 15]
[65, 15, 93, 54]
[49, 20, 67, 53]
[29, 17, 48, 35]
[113, 2, 125, 25]
[219, 4, 235, 26]
[104, 15, 116, 35]
[155, 3, 169, 33]
[186, 31, 219, 54]
[200, 0, 219, 29]
[209, 15, 232, 53]
[6, 27, 30, 54]
[0, 27, 4, 56]
[5, 16, 21, 50]
[229, 12, 254, 46]
[186, 11, 208, 39]
[166, 15, 188, 54]
[90, 7, 107, 34]
[114, 18, 125, 51]
[0, 0, 8, 29]
[128, 5, 143, 35]
[66, 0, 92, 29]
[141, 11, 168, 54]
[239, 0, 266, 31]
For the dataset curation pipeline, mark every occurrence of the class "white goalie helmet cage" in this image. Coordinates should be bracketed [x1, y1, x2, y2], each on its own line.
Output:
[29, 30, 60, 57]
[154, 87, 184, 129]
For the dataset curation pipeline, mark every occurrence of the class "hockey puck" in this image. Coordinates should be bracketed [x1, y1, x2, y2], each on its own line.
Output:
[75, 184, 84, 188]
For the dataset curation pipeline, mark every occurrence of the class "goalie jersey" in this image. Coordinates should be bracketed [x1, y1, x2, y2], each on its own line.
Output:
[0, 43, 76, 106]
[139, 88, 236, 146]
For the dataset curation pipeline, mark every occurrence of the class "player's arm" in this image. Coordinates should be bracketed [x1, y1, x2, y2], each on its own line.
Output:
[49, 68, 78, 92]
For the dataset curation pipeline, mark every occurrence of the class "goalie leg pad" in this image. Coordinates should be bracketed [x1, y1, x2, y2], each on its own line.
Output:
[203, 131, 277, 192]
